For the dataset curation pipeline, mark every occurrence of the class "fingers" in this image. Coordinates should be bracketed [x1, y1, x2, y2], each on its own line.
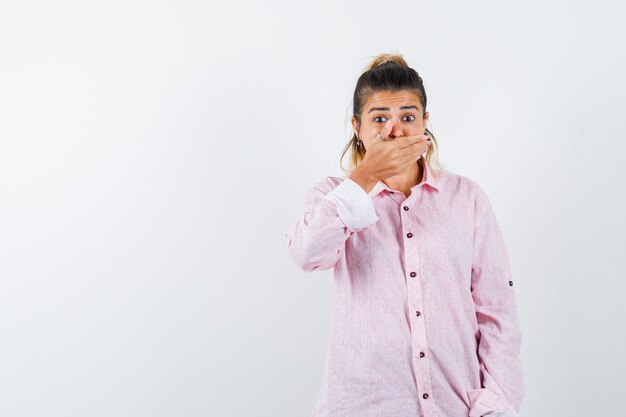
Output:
[396, 133, 429, 149]
[400, 146, 427, 161]
[378, 120, 393, 140]
[400, 140, 429, 159]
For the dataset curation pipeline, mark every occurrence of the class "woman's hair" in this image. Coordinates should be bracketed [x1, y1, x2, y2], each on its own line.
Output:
[340, 53, 445, 177]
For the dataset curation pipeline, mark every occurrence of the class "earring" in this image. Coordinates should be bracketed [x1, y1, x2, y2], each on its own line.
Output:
[357, 139, 363, 149]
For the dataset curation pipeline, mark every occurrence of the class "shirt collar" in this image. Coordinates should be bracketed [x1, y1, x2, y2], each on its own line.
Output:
[366, 157, 442, 198]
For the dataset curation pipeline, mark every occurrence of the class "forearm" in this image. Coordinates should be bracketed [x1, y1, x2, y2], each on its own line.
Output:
[286, 176, 380, 272]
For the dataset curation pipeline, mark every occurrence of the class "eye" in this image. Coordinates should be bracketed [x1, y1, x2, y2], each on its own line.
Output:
[373, 115, 416, 123]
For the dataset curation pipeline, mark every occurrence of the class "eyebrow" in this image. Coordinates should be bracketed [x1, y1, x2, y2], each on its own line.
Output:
[368, 105, 420, 114]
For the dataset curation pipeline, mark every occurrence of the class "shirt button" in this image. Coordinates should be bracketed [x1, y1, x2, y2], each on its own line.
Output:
[420, 351, 425, 358]
[410, 272, 416, 277]
[509, 280, 513, 286]
[407, 232, 413, 238]
[415, 311, 421, 317]
[403, 206, 409, 211]
[423, 393, 429, 399]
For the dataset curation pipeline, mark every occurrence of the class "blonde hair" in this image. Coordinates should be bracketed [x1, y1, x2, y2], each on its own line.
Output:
[340, 53, 445, 178]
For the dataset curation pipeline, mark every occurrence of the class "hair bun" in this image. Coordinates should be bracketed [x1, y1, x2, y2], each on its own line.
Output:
[364, 53, 409, 72]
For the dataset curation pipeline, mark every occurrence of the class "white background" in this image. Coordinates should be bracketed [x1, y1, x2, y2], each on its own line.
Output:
[1, 1, 624, 416]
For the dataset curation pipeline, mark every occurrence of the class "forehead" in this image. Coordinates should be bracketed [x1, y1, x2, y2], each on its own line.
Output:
[364, 90, 421, 110]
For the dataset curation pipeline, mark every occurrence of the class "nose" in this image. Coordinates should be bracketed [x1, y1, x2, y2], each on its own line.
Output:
[388, 120, 405, 139]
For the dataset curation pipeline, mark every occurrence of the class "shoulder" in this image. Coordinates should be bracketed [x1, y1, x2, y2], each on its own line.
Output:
[438, 168, 491, 211]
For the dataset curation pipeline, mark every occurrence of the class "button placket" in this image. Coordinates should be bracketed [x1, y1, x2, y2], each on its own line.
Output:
[402, 203, 437, 417]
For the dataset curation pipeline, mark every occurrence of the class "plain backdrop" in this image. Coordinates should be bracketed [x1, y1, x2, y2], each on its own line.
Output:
[1, 1, 624, 416]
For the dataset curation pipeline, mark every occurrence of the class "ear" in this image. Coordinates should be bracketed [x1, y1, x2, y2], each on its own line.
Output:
[351, 117, 359, 139]
[423, 111, 429, 123]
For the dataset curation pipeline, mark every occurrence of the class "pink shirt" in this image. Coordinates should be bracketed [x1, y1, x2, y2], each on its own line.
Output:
[285, 158, 525, 417]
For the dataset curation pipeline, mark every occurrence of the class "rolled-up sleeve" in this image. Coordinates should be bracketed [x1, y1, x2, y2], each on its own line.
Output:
[285, 177, 379, 272]
[467, 187, 525, 417]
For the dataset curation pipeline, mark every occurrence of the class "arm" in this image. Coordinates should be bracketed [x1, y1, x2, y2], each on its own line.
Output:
[467, 187, 525, 417]
[285, 176, 379, 272]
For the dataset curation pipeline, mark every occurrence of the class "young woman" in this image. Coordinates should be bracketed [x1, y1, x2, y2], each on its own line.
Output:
[285, 53, 525, 417]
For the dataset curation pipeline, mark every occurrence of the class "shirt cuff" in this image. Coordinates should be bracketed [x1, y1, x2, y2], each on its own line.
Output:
[322, 178, 379, 232]
[467, 388, 519, 417]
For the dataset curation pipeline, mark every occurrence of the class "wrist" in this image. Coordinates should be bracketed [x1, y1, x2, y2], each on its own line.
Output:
[349, 163, 378, 194]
